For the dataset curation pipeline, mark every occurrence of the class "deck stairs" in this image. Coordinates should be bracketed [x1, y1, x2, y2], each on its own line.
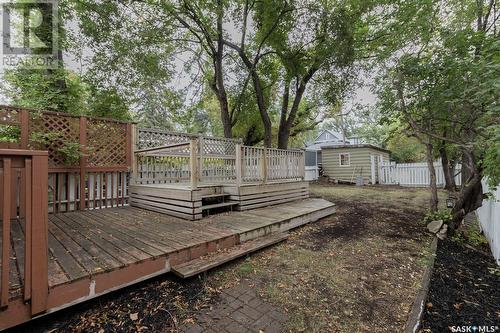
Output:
[201, 191, 238, 216]
[171, 232, 289, 278]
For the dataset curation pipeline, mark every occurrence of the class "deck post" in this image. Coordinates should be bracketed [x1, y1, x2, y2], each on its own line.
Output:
[126, 123, 133, 168]
[190, 137, 198, 190]
[79, 117, 87, 210]
[261, 148, 268, 184]
[20, 109, 29, 149]
[300, 150, 305, 180]
[31, 154, 49, 315]
[198, 136, 204, 183]
[1, 158, 11, 308]
[235, 143, 242, 186]
[130, 123, 137, 185]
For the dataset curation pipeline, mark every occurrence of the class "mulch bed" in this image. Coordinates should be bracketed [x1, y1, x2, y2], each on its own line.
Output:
[419, 239, 500, 332]
[10, 275, 214, 333]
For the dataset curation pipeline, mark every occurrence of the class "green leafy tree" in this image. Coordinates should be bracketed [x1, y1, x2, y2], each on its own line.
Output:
[386, 133, 426, 163]
[1, 1, 131, 121]
[2, 66, 88, 114]
[377, 0, 499, 231]
[70, 0, 371, 147]
[223, 0, 369, 148]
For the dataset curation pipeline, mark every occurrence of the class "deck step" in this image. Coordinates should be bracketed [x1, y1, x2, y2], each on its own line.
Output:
[171, 233, 289, 278]
[201, 201, 238, 210]
[202, 193, 230, 199]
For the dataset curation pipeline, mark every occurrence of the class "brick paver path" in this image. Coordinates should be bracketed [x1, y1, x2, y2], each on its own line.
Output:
[179, 282, 288, 333]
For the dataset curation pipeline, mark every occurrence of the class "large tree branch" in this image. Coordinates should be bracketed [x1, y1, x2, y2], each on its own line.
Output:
[285, 66, 319, 128]
[394, 75, 473, 147]
[229, 72, 252, 126]
[180, 1, 217, 55]
[483, 0, 496, 30]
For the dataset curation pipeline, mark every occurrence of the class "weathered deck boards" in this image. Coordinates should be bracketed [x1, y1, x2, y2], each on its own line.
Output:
[1, 198, 335, 330]
[171, 232, 289, 278]
[223, 181, 310, 210]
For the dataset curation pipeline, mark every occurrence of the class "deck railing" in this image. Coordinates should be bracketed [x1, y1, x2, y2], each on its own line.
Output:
[0, 106, 133, 213]
[0, 149, 48, 315]
[134, 129, 305, 188]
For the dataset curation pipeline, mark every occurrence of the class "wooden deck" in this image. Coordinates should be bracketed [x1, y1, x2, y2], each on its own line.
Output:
[129, 180, 310, 220]
[1, 198, 335, 330]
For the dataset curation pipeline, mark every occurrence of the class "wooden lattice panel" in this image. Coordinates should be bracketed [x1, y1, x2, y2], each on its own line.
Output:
[0, 106, 133, 170]
[137, 129, 239, 156]
[86, 119, 128, 167]
[201, 137, 236, 157]
[28, 112, 80, 168]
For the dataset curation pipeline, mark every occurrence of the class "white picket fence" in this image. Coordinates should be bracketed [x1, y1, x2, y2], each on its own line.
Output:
[379, 161, 462, 187]
[476, 180, 500, 265]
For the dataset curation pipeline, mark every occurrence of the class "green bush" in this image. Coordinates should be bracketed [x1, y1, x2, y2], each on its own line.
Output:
[452, 220, 488, 247]
[58, 142, 86, 166]
[423, 209, 452, 224]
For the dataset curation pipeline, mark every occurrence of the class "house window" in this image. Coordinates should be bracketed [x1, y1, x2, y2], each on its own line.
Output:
[339, 153, 350, 166]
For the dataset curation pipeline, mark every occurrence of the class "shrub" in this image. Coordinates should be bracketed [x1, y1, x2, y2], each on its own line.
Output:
[423, 209, 452, 224]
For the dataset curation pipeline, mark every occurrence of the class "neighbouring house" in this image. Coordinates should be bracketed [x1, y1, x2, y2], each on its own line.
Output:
[321, 144, 391, 184]
[304, 129, 365, 181]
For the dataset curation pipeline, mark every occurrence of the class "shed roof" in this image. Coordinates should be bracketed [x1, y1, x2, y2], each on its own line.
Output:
[321, 144, 391, 154]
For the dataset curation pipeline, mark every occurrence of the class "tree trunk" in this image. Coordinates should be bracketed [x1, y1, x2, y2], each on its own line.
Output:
[222, 40, 274, 146]
[277, 70, 316, 149]
[439, 145, 456, 192]
[277, 127, 290, 149]
[277, 81, 291, 149]
[425, 143, 438, 212]
[215, 0, 232, 138]
[250, 72, 272, 147]
[448, 150, 483, 234]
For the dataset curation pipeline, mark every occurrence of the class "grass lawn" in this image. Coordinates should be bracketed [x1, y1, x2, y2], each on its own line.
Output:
[207, 184, 445, 332]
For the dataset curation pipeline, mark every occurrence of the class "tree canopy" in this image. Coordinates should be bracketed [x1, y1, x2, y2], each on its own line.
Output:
[375, 0, 499, 229]
[64, 0, 383, 147]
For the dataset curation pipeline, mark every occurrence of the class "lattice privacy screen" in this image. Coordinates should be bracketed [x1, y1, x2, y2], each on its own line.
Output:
[137, 128, 239, 156]
[0, 106, 131, 170]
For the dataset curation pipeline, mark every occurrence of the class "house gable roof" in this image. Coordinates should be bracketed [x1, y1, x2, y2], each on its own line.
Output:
[314, 129, 343, 143]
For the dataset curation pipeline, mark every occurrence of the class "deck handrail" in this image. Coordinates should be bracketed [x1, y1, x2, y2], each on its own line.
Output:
[0, 149, 48, 315]
[134, 142, 191, 155]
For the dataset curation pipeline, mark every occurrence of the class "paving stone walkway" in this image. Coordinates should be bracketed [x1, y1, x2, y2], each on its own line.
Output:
[179, 282, 288, 333]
